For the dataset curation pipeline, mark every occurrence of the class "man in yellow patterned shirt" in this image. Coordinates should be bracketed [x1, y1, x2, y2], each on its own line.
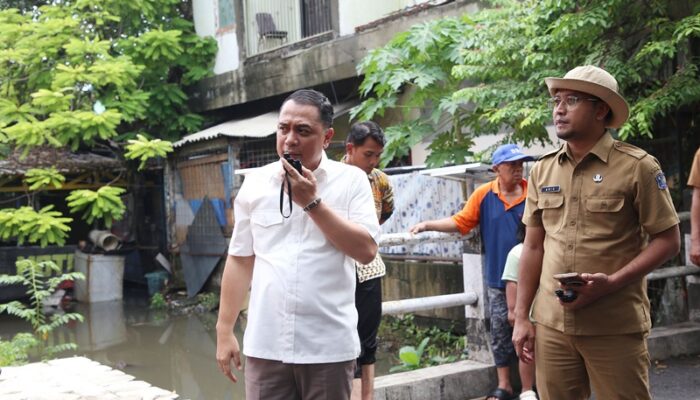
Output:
[343, 121, 394, 400]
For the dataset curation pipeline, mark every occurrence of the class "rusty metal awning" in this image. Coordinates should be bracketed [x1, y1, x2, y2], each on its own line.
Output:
[174, 100, 357, 148]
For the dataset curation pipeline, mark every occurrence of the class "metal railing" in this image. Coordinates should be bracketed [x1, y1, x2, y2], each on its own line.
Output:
[383, 292, 478, 315]
[648, 265, 700, 281]
[378, 211, 700, 316]
[378, 232, 478, 316]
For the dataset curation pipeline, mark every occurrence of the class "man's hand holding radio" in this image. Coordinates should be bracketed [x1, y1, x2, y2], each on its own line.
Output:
[281, 156, 318, 209]
[556, 272, 616, 310]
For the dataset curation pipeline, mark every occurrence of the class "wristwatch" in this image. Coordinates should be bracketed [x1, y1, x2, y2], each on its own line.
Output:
[303, 197, 322, 212]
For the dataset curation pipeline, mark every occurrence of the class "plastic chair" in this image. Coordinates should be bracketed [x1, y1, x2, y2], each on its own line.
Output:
[255, 12, 288, 51]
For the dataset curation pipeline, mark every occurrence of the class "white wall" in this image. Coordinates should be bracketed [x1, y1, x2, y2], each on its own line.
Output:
[193, 0, 437, 71]
[338, 0, 432, 36]
[193, 0, 240, 74]
[193, 0, 216, 37]
[411, 125, 562, 166]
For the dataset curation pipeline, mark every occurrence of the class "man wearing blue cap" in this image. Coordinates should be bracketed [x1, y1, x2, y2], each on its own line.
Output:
[410, 143, 534, 400]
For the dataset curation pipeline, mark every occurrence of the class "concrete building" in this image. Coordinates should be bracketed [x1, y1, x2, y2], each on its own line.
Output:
[166, 0, 487, 295]
[188, 0, 477, 115]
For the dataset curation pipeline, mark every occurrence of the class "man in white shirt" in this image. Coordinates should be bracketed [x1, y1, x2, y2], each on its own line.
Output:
[215, 89, 381, 400]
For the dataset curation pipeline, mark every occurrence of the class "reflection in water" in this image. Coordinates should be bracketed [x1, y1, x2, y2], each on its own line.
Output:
[0, 286, 394, 399]
[0, 287, 245, 400]
[73, 292, 246, 400]
[74, 300, 127, 351]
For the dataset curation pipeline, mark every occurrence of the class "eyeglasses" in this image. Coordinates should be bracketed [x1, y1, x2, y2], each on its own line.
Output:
[547, 96, 599, 110]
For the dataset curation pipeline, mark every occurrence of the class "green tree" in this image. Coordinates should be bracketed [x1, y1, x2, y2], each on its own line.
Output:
[0, 1, 216, 362]
[0, 259, 85, 361]
[0, 0, 216, 240]
[352, 0, 700, 167]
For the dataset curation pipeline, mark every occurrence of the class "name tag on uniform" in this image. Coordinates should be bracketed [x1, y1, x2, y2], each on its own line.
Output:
[541, 185, 561, 193]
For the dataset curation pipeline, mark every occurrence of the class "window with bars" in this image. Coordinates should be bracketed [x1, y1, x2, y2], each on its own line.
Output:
[245, 0, 333, 55]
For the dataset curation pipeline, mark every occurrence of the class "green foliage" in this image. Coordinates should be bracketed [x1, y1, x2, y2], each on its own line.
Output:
[136, 29, 184, 61]
[0, 259, 84, 361]
[355, 0, 700, 166]
[125, 134, 174, 170]
[66, 186, 126, 228]
[23, 167, 65, 191]
[0, 0, 217, 237]
[0, 333, 37, 367]
[149, 291, 219, 312]
[380, 314, 467, 373]
[0, 206, 72, 247]
[0, 2, 216, 143]
[390, 337, 430, 372]
[150, 292, 167, 310]
[196, 292, 220, 311]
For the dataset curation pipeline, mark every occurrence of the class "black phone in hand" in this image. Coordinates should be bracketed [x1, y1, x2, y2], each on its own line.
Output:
[553, 272, 586, 286]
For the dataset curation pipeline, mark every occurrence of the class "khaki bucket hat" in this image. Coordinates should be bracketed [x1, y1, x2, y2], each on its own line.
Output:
[545, 65, 630, 129]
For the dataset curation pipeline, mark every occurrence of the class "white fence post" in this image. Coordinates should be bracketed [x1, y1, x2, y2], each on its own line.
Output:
[685, 234, 700, 322]
[462, 253, 494, 364]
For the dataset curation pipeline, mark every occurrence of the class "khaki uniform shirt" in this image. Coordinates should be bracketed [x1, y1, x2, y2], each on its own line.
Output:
[688, 148, 700, 187]
[523, 132, 679, 335]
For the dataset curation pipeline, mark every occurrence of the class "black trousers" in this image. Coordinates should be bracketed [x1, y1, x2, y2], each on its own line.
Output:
[354, 276, 382, 377]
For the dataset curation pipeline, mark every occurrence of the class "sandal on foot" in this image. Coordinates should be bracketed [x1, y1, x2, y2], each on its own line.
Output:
[519, 390, 538, 400]
[486, 387, 515, 400]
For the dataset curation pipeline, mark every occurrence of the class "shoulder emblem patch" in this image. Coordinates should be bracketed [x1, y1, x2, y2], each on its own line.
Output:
[655, 172, 668, 190]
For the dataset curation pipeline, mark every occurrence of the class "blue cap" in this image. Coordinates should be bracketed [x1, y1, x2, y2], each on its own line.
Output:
[491, 144, 534, 166]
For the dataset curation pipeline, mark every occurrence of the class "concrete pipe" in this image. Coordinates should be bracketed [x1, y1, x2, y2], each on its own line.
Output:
[88, 230, 120, 251]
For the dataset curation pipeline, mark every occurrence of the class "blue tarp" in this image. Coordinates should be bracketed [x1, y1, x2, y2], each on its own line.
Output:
[189, 198, 226, 227]
[221, 162, 233, 209]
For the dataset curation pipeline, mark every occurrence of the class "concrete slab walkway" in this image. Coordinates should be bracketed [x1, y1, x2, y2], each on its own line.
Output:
[1, 322, 698, 400]
[374, 321, 700, 400]
[0, 357, 178, 400]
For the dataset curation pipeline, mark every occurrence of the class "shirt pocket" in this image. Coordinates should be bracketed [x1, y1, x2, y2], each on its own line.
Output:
[250, 211, 285, 249]
[584, 196, 625, 237]
[538, 195, 564, 233]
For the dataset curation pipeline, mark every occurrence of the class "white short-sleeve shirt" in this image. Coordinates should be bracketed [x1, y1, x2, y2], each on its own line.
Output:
[501, 243, 523, 283]
[229, 152, 380, 363]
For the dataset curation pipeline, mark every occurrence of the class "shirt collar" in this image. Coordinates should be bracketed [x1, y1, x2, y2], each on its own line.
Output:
[558, 131, 614, 164]
[315, 151, 331, 180]
[491, 178, 527, 194]
[587, 132, 614, 163]
[491, 178, 528, 209]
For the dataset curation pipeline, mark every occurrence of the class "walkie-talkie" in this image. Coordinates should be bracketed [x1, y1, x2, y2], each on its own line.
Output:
[283, 152, 302, 173]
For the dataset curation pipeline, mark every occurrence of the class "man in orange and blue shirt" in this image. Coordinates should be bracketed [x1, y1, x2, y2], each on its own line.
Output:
[410, 143, 534, 400]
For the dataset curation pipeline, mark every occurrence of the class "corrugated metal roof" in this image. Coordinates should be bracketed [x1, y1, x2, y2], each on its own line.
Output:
[173, 100, 358, 148]
[0, 147, 122, 175]
[173, 111, 279, 148]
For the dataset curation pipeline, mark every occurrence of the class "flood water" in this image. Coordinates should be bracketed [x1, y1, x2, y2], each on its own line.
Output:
[0, 285, 394, 400]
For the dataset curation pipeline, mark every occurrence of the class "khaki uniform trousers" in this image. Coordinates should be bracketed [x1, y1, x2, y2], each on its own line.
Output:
[535, 324, 651, 400]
